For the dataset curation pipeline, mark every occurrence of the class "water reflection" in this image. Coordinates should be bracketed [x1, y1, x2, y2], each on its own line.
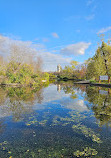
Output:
[0, 82, 111, 157]
[0, 86, 44, 121]
[0, 121, 6, 134]
[0, 82, 111, 126]
[85, 86, 111, 127]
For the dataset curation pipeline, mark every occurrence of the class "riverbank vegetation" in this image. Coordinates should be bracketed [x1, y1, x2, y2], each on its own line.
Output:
[1, 35, 111, 85]
[86, 41, 111, 81]
[0, 61, 49, 86]
[57, 38, 111, 82]
[57, 60, 87, 80]
[0, 36, 49, 87]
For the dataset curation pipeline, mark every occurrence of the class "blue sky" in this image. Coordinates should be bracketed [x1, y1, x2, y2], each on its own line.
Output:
[0, 0, 111, 71]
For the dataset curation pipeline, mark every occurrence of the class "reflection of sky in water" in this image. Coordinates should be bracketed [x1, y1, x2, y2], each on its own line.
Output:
[61, 99, 88, 112]
[0, 84, 90, 118]
[33, 85, 88, 112]
[0, 84, 111, 157]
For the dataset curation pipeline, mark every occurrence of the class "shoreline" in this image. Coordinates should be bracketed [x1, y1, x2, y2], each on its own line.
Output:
[74, 80, 111, 88]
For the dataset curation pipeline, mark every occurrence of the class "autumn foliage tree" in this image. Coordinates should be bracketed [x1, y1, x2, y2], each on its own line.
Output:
[86, 41, 111, 80]
[0, 35, 49, 85]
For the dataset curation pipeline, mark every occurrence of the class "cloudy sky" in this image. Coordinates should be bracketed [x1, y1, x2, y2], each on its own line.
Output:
[0, 0, 111, 71]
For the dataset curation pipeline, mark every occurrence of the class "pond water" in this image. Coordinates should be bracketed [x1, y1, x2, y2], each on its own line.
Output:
[0, 81, 111, 157]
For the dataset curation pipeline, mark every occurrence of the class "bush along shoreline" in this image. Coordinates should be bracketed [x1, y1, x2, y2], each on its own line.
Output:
[0, 61, 49, 88]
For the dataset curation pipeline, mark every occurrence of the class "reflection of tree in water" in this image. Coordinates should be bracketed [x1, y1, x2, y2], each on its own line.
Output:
[63, 85, 77, 99]
[56, 81, 87, 100]
[5, 100, 32, 122]
[0, 121, 6, 134]
[56, 81, 77, 99]
[73, 84, 86, 93]
[56, 82, 111, 127]
[85, 86, 111, 127]
[0, 87, 7, 105]
[0, 86, 44, 121]
[34, 88, 43, 104]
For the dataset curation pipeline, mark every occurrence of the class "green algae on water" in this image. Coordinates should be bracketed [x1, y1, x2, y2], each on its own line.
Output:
[74, 147, 98, 157]
[72, 124, 102, 143]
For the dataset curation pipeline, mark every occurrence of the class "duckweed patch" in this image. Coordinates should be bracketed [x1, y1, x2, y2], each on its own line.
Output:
[73, 147, 98, 157]
[72, 124, 102, 143]
[25, 114, 47, 127]
[68, 111, 87, 122]
[1, 83, 111, 157]
[0, 140, 75, 158]
[25, 110, 88, 127]
[52, 111, 88, 126]
[0, 141, 8, 151]
[0, 141, 13, 157]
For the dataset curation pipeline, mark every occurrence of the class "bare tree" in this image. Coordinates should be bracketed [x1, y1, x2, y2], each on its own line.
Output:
[34, 56, 43, 73]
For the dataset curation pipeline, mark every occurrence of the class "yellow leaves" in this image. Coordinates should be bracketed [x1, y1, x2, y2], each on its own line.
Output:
[26, 123, 31, 126]
[8, 151, 12, 154]
[2, 147, 5, 150]
[26, 149, 30, 152]
[70, 60, 79, 69]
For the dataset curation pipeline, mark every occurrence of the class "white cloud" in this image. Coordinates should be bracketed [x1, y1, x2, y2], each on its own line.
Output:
[98, 26, 111, 34]
[60, 42, 91, 56]
[0, 35, 45, 52]
[0, 34, 72, 71]
[38, 51, 71, 71]
[85, 14, 95, 20]
[51, 32, 59, 38]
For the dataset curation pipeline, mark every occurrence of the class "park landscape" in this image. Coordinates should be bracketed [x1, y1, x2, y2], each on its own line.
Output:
[0, 0, 111, 157]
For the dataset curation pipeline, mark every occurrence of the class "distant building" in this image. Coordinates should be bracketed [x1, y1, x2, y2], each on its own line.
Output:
[57, 64, 62, 72]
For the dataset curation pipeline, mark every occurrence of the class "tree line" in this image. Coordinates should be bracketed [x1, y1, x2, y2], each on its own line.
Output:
[0, 35, 49, 86]
[58, 40, 111, 81]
